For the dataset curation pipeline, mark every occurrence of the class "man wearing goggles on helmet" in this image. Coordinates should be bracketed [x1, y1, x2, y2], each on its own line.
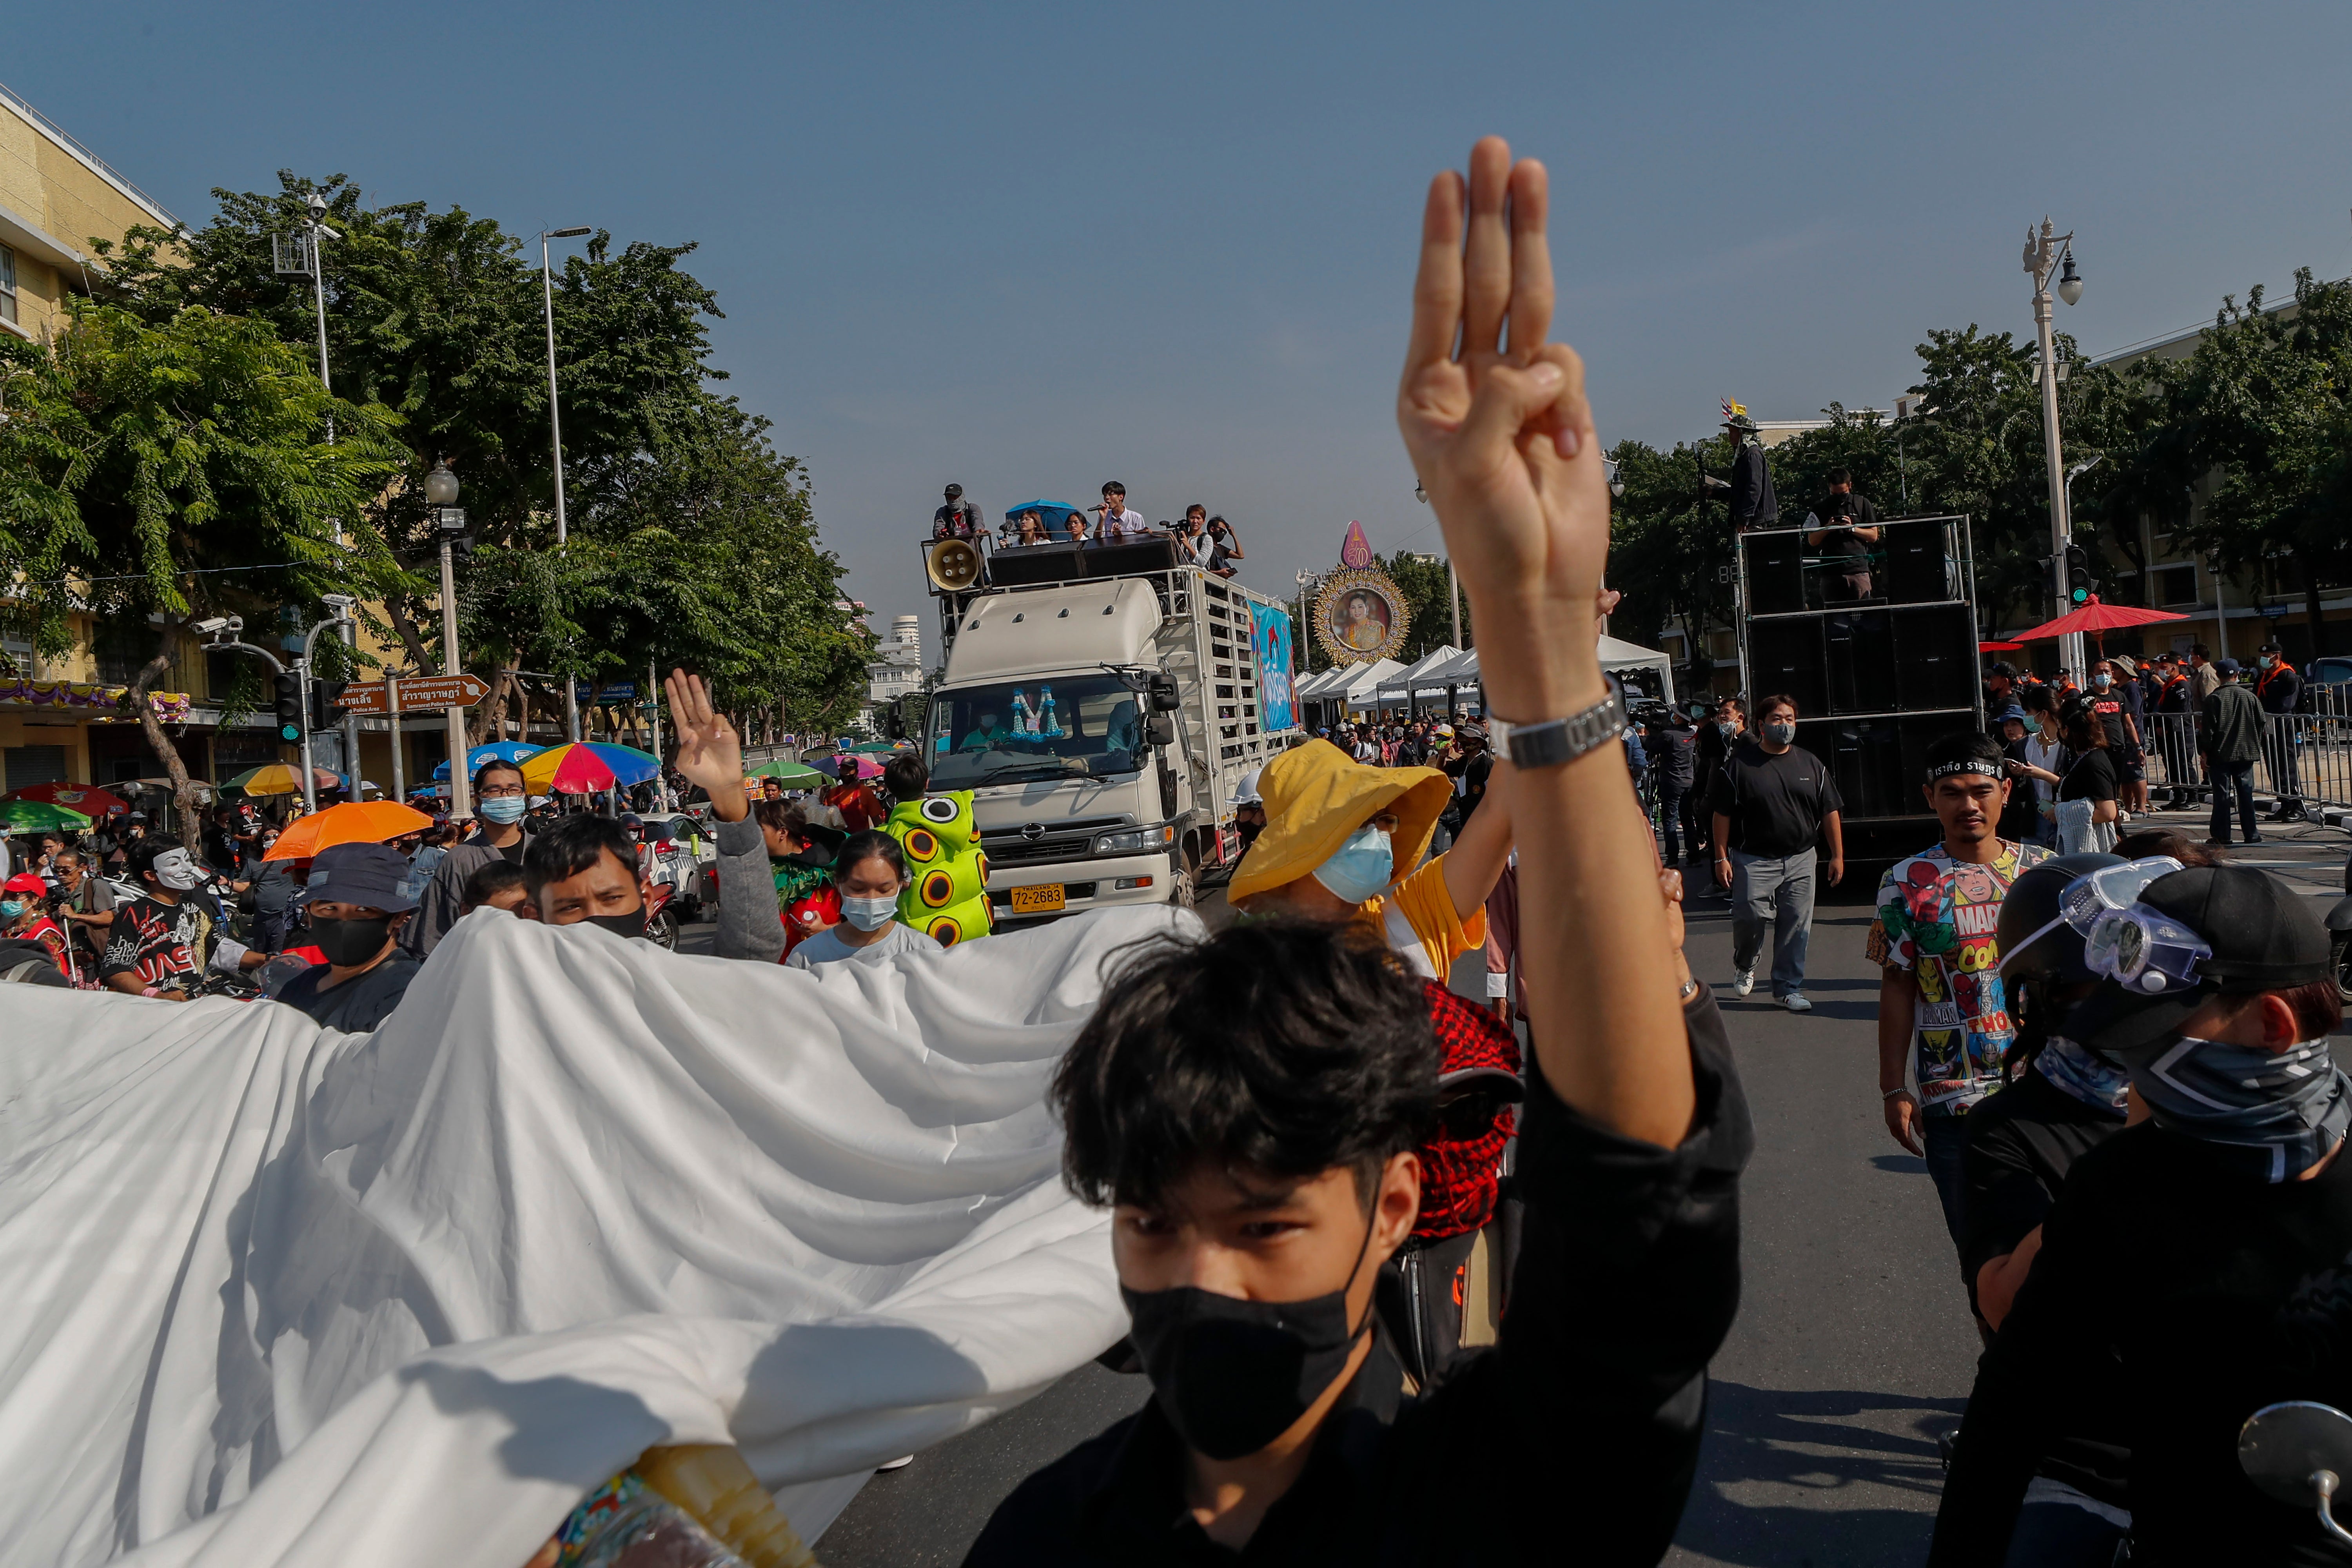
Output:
[1933, 861, 2352, 1566]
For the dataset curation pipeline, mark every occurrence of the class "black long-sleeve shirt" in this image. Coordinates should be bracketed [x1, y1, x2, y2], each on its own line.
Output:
[1932, 1122, 2352, 1567]
[965, 990, 1752, 1566]
[1727, 442, 1778, 530]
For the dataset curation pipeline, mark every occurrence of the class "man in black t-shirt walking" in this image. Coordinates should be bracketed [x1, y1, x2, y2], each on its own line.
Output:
[1709, 694, 1844, 1010]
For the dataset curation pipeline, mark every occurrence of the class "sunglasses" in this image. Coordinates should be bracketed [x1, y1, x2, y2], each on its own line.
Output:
[1362, 811, 1401, 834]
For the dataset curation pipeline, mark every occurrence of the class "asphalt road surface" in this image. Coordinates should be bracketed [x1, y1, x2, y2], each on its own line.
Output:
[794, 812, 2351, 1566]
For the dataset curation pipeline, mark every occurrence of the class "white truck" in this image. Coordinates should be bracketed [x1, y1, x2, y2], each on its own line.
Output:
[915, 533, 1303, 920]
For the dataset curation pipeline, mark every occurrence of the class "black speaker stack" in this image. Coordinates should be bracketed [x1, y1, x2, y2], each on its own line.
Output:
[1737, 515, 1983, 824]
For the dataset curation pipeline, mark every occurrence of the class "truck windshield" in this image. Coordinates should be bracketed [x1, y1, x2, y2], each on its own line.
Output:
[928, 676, 1149, 788]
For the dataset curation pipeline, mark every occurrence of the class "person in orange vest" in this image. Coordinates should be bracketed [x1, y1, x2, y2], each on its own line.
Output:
[2151, 652, 2197, 810]
[2252, 640, 2305, 819]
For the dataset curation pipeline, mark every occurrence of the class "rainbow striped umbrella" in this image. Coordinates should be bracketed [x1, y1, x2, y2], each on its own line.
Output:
[519, 741, 662, 794]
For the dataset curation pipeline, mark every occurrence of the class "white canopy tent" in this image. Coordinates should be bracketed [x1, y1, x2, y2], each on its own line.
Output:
[1336, 659, 1407, 713]
[1371, 645, 1462, 710]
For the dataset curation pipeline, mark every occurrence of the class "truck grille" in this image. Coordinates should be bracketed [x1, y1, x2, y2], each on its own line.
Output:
[985, 832, 1098, 864]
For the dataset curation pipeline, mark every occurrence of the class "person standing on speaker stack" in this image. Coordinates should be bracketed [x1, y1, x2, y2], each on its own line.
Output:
[1804, 468, 1882, 601]
[1721, 403, 1779, 532]
[1710, 694, 1844, 1011]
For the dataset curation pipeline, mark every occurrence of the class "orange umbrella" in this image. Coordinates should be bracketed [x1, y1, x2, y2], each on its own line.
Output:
[264, 800, 436, 861]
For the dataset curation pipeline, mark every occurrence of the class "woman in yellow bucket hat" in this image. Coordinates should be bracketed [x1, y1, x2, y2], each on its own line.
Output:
[1227, 735, 1512, 980]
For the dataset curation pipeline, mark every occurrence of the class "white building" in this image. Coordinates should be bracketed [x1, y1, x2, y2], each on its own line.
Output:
[866, 614, 925, 710]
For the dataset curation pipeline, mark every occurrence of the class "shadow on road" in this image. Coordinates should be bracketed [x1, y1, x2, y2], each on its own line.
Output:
[1670, 1381, 1964, 1568]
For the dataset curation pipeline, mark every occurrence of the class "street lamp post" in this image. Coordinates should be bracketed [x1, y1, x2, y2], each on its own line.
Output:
[2025, 218, 2087, 677]
[426, 459, 474, 820]
[304, 193, 338, 443]
[541, 225, 593, 745]
[324, 592, 360, 799]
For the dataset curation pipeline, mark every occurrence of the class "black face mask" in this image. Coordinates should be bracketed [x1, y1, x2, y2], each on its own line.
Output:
[580, 909, 644, 940]
[309, 914, 395, 967]
[1119, 1215, 1377, 1460]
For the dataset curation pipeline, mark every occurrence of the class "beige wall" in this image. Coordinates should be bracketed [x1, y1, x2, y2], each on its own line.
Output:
[0, 86, 176, 342]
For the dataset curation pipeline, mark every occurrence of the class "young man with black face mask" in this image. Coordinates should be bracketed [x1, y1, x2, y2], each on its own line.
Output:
[403, 759, 537, 956]
[1932, 863, 2352, 1566]
[967, 133, 1750, 1567]
[524, 814, 650, 938]
[273, 841, 421, 1031]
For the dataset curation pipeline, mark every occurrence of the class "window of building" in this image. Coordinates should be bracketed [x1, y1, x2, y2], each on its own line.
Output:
[3, 745, 67, 793]
[0, 243, 16, 325]
[94, 620, 156, 686]
[2155, 564, 2198, 606]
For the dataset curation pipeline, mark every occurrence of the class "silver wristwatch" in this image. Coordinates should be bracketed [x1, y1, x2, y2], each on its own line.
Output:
[1487, 679, 1628, 770]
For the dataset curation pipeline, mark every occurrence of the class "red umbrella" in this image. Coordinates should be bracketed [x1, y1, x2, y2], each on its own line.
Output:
[4, 781, 130, 817]
[1977, 640, 2025, 653]
[2008, 597, 2189, 643]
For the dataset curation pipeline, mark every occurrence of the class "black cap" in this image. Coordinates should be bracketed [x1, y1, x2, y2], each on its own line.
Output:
[303, 841, 421, 913]
[2064, 865, 2334, 1060]
[944, 482, 963, 499]
[2215, 657, 2242, 676]
[1988, 661, 2019, 678]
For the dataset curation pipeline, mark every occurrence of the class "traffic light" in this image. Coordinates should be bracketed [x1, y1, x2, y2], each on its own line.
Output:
[309, 677, 347, 732]
[272, 673, 304, 744]
[2064, 543, 2098, 606]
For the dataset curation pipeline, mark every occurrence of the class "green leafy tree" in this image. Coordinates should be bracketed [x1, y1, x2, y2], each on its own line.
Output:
[1604, 436, 1735, 685]
[94, 172, 866, 747]
[2134, 270, 2352, 655]
[1379, 550, 1468, 662]
[0, 306, 408, 826]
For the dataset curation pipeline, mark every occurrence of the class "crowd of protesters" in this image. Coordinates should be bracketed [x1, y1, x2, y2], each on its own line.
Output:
[11, 134, 2352, 1568]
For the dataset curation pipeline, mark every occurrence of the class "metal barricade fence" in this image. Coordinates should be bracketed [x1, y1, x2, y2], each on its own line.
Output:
[2138, 685, 2352, 819]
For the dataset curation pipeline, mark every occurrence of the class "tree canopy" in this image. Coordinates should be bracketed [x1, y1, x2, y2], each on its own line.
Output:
[88, 171, 872, 750]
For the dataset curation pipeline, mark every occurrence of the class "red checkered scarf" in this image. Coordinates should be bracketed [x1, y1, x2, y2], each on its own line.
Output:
[1415, 981, 1521, 1241]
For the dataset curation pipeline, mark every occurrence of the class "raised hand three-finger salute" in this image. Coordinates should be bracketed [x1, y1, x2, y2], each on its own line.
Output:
[1397, 137, 1692, 1148]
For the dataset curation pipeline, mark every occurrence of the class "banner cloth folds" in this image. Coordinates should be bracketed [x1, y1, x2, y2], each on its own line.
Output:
[0, 904, 1180, 1568]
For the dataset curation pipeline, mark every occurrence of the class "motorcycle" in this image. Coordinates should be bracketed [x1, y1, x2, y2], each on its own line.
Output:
[644, 878, 680, 952]
[2240, 1399, 2352, 1549]
[643, 817, 711, 926]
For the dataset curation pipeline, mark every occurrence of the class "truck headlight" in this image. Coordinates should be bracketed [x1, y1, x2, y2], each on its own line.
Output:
[1093, 825, 1177, 855]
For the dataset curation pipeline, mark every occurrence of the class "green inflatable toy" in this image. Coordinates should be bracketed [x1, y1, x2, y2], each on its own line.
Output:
[886, 791, 994, 947]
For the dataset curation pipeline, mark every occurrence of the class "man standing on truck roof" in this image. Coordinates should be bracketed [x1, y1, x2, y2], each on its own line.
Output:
[933, 483, 984, 540]
[1094, 482, 1151, 543]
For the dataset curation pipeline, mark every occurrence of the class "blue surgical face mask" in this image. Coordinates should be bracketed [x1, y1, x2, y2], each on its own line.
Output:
[1311, 823, 1394, 906]
[478, 795, 528, 825]
[841, 893, 899, 931]
[0, 900, 27, 920]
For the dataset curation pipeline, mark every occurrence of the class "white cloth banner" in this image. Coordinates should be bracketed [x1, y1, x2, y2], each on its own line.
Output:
[0, 905, 1177, 1568]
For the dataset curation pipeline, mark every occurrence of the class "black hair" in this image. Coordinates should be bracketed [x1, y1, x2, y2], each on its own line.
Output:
[523, 813, 638, 897]
[1102, 481, 1125, 495]
[1052, 920, 1439, 1211]
[126, 833, 186, 883]
[2190, 642, 2210, 658]
[474, 758, 527, 793]
[834, 829, 907, 887]
[1757, 692, 1801, 721]
[1923, 729, 2006, 784]
[1829, 468, 1852, 486]
[460, 860, 528, 907]
[882, 754, 929, 804]
[2062, 706, 2107, 750]
[752, 798, 808, 844]
[2112, 827, 2217, 866]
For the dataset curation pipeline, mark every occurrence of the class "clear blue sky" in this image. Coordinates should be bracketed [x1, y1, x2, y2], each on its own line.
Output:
[15, 2, 2352, 647]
